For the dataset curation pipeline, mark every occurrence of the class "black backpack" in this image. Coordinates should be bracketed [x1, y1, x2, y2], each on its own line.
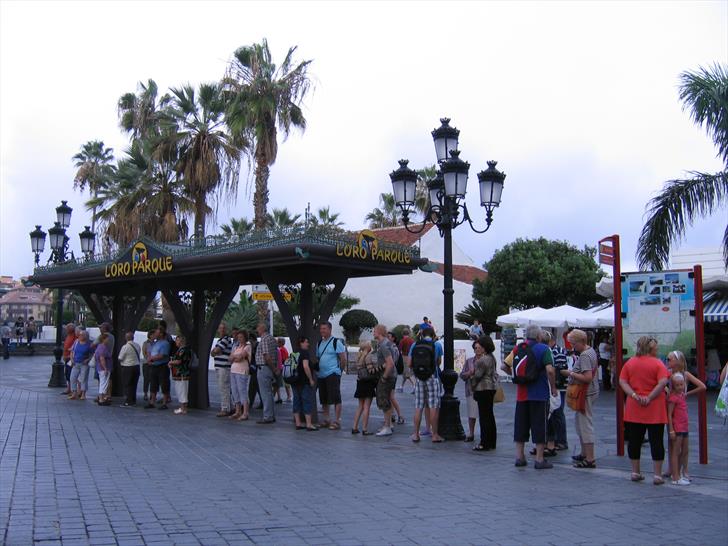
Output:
[411, 339, 436, 380]
[511, 342, 540, 384]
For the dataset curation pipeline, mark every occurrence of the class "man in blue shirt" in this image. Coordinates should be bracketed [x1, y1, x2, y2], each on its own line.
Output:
[316, 321, 346, 429]
[146, 327, 171, 410]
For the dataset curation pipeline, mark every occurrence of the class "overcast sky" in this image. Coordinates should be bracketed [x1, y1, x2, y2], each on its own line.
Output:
[1, 1, 726, 282]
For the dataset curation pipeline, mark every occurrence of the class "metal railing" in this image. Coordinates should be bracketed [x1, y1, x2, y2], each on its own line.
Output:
[33, 225, 421, 275]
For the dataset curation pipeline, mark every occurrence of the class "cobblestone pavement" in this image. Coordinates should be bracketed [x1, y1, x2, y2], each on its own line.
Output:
[1, 356, 727, 546]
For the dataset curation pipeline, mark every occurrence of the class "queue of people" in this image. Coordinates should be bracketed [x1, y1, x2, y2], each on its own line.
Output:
[51, 316, 717, 486]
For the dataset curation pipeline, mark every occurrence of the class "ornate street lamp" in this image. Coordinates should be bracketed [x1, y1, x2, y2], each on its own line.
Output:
[29, 201, 96, 388]
[390, 118, 507, 440]
[30, 225, 47, 266]
[79, 226, 96, 258]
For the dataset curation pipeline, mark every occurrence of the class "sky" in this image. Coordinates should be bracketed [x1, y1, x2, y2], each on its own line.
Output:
[1, 1, 726, 282]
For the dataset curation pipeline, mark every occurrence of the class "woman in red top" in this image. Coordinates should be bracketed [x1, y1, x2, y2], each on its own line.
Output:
[619, 336, 671, 484]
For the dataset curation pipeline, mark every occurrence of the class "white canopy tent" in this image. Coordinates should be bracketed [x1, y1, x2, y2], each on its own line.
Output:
[495, 306, 546, 327]
[496, 305, 596, 328]
[575, 305, 615, 328]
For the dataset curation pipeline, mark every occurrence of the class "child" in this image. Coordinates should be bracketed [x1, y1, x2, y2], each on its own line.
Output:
[667, 373, 692, 485]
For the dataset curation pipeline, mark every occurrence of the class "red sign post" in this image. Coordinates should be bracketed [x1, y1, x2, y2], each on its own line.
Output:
[693, 264, 708, 464]
[599, 235, 624, 455]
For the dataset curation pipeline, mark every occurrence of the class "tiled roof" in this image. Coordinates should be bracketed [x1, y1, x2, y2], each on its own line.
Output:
[430, 262, 488, 285]
[369, 224, 435, 247]
[0, 289, 52, 306]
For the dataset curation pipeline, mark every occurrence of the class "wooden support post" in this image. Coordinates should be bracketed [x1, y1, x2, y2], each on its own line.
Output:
[78, 289, 111, 325]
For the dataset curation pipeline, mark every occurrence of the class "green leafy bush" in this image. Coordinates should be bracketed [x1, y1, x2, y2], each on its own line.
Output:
[339, 309, 378, 344]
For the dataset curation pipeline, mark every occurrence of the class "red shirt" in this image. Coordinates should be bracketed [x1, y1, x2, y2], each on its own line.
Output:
[278, 346, 289, 370]
[399, 336, 414, 358]
[620, 355, 670, 424]
[63, 333, 77, 361]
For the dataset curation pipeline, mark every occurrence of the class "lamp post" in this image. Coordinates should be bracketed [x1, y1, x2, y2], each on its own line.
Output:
[390, 118, 506, 441]
[29, 201, 96, 388]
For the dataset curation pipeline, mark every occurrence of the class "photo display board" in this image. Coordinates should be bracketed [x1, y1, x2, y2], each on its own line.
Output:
[621, 270, 695, 360]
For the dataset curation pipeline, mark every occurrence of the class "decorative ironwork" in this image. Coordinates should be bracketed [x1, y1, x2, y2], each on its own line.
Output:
[33, 225, 421, 275]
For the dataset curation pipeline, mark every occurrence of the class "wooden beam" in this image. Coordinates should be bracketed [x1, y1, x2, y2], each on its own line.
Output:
[316, 273, 349, 327]
[262, 269, 299, 346]
[78, 289, 110, 324]
[160, 289, 193, 339]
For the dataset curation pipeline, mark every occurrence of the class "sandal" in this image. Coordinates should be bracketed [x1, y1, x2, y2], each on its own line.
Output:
[396, 416, 405, 425]
[464, 436, 474, 443]
[295, 425, 306, 430]
[321, 420, 331, 428]
[473, 445, 486, 451]
[362, 430, 373, 436]
[544, 448, 558, 457]
[306, 426, 319, 431]
[630, 473, 645, 482]
[329, 422, 341, 430]
[573, 459, 596, 468]
[410, 434, 420, 443]
[351, 428, 360, 434]
[653, 476, 665, 485]
[237, 415, 249, 421]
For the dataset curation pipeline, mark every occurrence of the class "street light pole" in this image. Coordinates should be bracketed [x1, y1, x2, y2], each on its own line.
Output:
[438, 197, 464, 439]
[390, 118, 506, 442]
[30, 202, 96, 389]
[49, 288, 65, 387]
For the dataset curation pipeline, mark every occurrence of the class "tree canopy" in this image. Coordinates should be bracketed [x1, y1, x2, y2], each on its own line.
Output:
[463, 238, 604, 328]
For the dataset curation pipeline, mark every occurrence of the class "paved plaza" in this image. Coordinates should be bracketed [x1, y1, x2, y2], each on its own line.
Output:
[1, 356, 727, 546]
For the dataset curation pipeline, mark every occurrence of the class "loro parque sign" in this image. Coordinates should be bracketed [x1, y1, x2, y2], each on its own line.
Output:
[336, 230, 413, 265]
[104, 241, 173, 279]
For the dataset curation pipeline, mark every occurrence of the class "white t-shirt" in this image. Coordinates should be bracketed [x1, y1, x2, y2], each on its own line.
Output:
[598, 342, 611, 360]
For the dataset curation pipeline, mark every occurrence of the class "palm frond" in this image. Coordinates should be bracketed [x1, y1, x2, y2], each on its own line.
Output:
[679, 64, 728, 164]
[636, 171, 728, 270]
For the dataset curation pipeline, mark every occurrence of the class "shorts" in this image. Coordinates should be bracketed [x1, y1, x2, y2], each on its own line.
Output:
[293, 383, 315, 415]
[574, 394, 596, 444]
[675, 432, 689, 438]
[376, 377, 397, 411]
[513, 400, 548, 444]
[466, 395, 479, 420]
[150, 365, 170, 394]
[415, 376, 443, 409]
[318, 373, 342, 405]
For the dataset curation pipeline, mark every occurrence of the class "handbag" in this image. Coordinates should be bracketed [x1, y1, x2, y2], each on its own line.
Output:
[494, 385, 505, 404]
[566, 383, 587, 412]
[357, 364, 382, 382]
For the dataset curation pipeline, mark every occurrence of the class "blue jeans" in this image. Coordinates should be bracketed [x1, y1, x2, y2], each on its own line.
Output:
[547, 391, 568, 447]
[293, 383, 315, 415]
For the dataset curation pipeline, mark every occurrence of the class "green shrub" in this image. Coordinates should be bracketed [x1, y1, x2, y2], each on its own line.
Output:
[339, 309, 378, 344]
[391, 324, 410, 340]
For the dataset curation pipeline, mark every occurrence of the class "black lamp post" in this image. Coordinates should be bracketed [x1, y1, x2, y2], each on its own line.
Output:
[29, 201, 96, 388]
[390, 118, 506, 441]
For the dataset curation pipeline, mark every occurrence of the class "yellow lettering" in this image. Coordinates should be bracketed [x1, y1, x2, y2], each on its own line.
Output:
[336, 244, 344, 257]
[104, 265, 111, 278]
[404, 254, 411, 264]
[343, 245, 352, 257]
[165, 256, 172, 271]
[151, 259, 159, 274]
[123, 262, 131, 276]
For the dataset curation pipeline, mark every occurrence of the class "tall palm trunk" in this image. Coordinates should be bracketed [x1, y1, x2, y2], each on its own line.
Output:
[194, 192, 206, 238]
[253, 151, 270, 323]
[253, 153, 270, 229]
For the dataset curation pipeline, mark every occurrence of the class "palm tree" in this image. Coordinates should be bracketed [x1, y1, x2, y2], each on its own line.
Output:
[309, 206, 344, 228]
[223, 39, 313, 229]
[72, 140, 115, 233]
[88, 140, 196, 248]
[266, 207, 301, 229]
[220, 217, 253, 238]
[365, 193, 400, 228]
[637, 64, 728, 270]
[118, 79, 169, 140]
[159, 83, 244, 237]
[415, 164, 438, 218]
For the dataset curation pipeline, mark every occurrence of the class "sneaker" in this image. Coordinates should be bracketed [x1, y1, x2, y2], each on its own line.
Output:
[514, 458, 527, 467]
[534, 460, 554, 470]
[672, 477, 690, 486]
[375, 427, 393, 437]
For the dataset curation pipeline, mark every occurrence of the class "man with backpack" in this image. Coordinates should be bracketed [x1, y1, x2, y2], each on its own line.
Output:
[501, 324, 557, 469]
[407, 327, 445, 443]
[316, 321, 347, 430]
